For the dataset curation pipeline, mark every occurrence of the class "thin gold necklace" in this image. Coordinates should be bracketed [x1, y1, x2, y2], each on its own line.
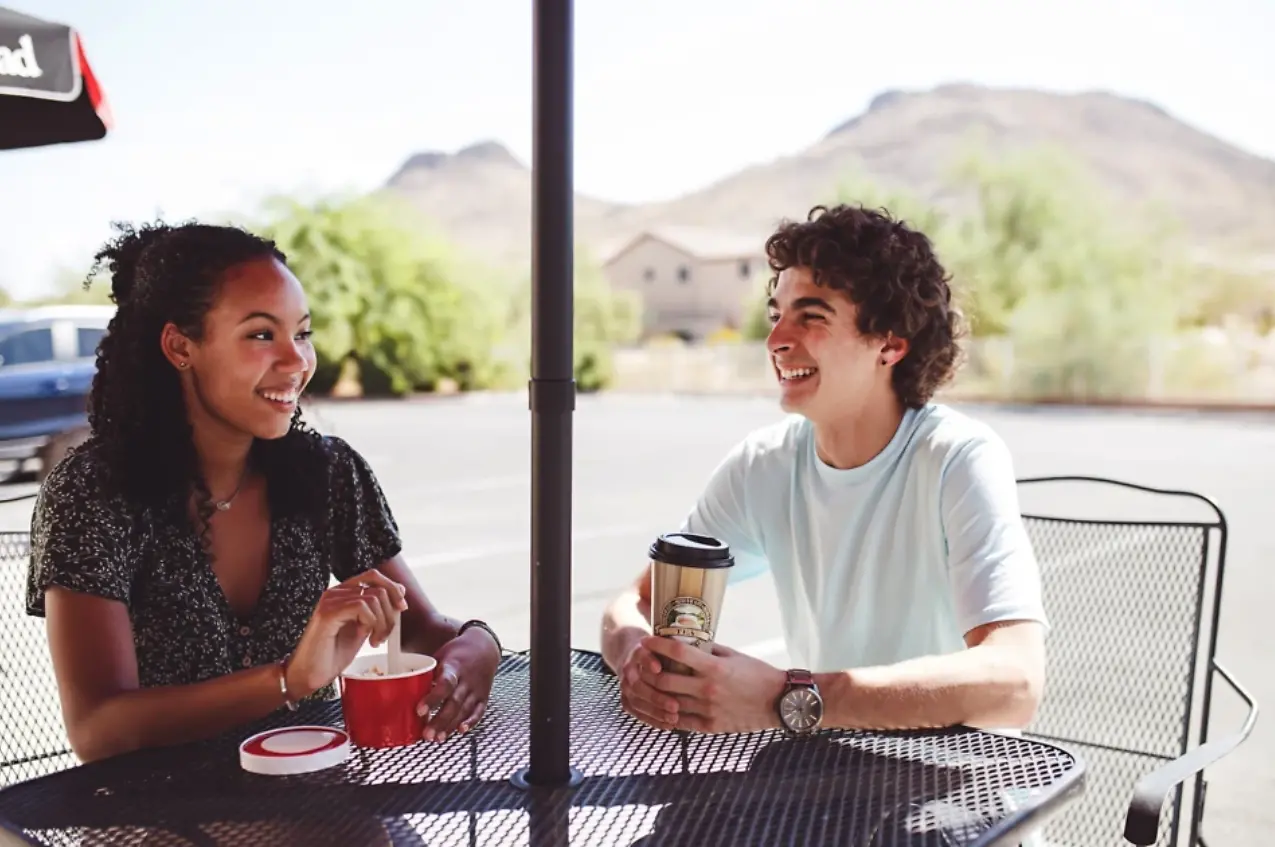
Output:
[213, 467, 249, 512]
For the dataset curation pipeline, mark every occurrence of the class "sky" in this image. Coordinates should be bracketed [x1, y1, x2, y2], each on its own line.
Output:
[1, 0, 1272, 300]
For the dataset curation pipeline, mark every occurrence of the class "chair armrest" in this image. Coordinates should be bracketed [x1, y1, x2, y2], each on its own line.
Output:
[1124, 660, 1258, 845]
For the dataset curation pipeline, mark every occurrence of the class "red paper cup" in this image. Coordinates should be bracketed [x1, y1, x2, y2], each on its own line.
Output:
[339, 652, 437, 748]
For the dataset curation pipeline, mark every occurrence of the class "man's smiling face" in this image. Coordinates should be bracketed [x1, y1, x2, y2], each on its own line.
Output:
[765, 266, 889, 422]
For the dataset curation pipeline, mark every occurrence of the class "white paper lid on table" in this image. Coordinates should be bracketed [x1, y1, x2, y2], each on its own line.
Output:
[239, 726, 351, 776]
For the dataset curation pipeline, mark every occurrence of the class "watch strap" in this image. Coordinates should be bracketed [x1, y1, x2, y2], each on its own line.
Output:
[785, 668, 815, 688]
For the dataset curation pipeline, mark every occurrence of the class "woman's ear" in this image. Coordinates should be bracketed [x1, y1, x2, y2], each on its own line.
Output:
[159, 322, 194, 371]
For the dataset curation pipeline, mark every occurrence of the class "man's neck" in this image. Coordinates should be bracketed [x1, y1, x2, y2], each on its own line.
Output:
[811, 394, 907, 470]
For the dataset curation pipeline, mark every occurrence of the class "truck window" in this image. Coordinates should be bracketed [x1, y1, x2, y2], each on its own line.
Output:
[76, 326, 107, 359]
[0, 328, 55, 367]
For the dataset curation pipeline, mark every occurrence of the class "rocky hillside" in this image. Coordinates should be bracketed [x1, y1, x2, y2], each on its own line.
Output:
[380, 84, 1275, 268]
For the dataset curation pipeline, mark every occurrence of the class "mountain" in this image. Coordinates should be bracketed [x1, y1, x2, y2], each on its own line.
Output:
[380, 84, 1275, 268]
[379, 141, 622, 268]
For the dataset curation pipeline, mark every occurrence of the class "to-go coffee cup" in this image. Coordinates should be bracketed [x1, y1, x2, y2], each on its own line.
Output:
[649, 532, 734, 674]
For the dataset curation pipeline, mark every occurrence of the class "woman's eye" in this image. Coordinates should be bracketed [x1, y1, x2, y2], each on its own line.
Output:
[296, 330, 313, 341]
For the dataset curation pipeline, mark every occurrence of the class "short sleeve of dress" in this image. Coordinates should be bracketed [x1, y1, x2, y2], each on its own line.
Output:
[325, 436, 403, 581]
[26, 447, 137, 617]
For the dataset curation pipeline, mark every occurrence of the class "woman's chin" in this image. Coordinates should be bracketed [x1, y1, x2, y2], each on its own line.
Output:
[245, 417, 295, 441]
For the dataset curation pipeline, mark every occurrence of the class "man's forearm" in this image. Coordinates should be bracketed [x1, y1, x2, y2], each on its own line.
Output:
[601, 589, 651, 672]
[814, 644, 1043, 731]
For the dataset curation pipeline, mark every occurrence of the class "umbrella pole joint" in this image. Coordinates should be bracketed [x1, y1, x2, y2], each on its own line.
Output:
[528, 380, 577, 414]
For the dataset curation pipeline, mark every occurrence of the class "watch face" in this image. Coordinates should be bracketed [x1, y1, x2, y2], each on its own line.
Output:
[780, 687, 823, 734]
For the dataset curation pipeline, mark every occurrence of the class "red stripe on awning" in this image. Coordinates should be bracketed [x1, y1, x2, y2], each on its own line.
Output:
[74, 32, 112, 130]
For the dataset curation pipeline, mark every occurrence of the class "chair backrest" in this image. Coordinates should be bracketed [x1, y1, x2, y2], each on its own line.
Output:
[1017, 476, 1226, 847]
[0, 528, 75, 787]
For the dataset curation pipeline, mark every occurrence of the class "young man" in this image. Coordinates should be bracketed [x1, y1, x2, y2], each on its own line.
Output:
[600, 204, 1047, 737]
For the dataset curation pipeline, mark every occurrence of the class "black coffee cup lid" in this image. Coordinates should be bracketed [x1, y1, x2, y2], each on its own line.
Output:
[649, 532, 734, 568]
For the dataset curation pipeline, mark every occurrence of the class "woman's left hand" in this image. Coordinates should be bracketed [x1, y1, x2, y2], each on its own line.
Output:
[417, 627, 501, 742]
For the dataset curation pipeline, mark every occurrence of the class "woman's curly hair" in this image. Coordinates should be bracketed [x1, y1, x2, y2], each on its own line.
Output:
[764, 204, 967, 408]
[83, 220, 328, 534]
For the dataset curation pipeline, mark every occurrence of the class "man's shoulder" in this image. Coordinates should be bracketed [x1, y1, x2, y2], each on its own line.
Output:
[906, 404, 1009, 466]
[728, 414, 810, 466]
[903, 405, 1022, 502]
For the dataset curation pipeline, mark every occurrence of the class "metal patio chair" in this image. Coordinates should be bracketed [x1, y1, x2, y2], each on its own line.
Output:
[1, 488, 75, 789]
[1017, 475, 1257, 846]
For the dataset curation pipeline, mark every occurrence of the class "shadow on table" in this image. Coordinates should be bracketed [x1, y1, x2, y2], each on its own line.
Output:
[599, 732, 1022, 847]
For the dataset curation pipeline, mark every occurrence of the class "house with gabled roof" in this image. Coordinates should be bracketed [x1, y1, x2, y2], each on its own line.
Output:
[601, 224, 768, 341]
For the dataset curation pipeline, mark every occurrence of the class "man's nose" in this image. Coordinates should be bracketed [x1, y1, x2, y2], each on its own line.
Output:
[767, 321, 793, 354]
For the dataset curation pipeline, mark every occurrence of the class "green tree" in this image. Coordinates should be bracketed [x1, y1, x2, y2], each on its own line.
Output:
[505, 247, 643, 391]
[741, 278, 772, 342]
[1181, 263, 1275, 333]
[255, 194, 511, 397]
[945, 146, 1190, 399]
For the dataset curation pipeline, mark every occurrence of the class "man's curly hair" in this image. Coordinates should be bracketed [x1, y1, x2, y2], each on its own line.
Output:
[83, 220, 328, 535]
[764, 203, 967, 408]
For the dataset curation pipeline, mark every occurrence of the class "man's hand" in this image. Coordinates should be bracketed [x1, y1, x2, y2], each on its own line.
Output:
[617, 636, 681, 730]
[636, 635, 787, 734]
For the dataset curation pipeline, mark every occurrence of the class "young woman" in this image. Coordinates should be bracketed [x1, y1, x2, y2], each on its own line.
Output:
[24, 220, 501, 763]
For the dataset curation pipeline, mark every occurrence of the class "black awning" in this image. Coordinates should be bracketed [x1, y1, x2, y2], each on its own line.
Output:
[0, 6, 112, 150]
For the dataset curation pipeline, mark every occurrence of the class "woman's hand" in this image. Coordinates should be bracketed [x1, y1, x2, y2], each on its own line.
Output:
[416, 627, 501, 742]
[285, 569, 408, 699]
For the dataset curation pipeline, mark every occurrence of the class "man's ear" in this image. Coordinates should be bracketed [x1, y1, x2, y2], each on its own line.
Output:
[159, 323, 195, 371]
[880, 333, 909, 367]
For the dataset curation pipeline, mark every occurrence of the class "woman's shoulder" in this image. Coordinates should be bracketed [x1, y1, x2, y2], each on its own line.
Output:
[317, 434, 379, 479]
[38, 438, 122, 511]
[31, 438, 140, 547]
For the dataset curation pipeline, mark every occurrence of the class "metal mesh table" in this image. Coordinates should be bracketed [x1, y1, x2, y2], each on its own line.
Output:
[0, 651, 1084, 846]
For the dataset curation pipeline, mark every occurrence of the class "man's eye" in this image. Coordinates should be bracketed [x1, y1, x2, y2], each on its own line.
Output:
[767, 313, 780, 324]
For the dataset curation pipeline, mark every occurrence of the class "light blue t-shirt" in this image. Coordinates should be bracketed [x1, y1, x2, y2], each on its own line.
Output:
[681, 403, 1047, 672]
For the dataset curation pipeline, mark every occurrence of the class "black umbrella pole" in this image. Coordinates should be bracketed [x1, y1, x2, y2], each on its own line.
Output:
[521, 0, 579, 790]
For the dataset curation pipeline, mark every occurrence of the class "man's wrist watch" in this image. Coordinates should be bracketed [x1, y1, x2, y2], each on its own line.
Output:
[776, 669, 824, 735]
[457, 619, 503, 656]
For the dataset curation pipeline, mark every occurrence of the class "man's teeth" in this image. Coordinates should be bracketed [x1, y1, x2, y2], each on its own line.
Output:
[260, 390, 297, 403]
[779, 368, 816, 380]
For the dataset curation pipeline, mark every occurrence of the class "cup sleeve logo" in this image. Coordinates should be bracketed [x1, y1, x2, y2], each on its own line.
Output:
[656, 597, 713, 643]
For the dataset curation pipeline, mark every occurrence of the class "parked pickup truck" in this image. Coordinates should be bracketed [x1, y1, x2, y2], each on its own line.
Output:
[0, 305, 113, 482]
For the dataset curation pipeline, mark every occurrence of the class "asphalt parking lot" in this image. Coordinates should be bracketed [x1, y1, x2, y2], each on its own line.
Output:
[2, 392, 1270, 843]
